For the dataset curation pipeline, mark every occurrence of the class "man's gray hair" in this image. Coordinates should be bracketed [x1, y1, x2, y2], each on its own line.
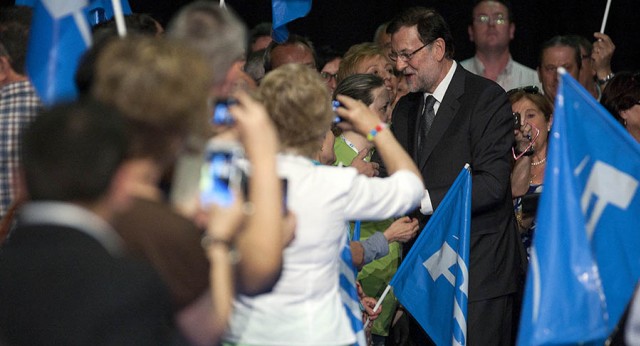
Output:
[167, 1, 247, 85]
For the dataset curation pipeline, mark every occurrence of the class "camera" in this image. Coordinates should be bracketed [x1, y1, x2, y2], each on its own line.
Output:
[513, 112, 521, 130]
[212, 99, 237, 125]
[332, 100, 343, 123]
[200, 140, 246, 207]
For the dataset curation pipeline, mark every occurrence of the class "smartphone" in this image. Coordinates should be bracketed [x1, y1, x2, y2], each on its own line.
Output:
[513, 112, 521, 130]
[200, 140, 245, 207]
[332, 100, 343, 123]
[280, 179, 288, 215]
[212, 99, 237, 125]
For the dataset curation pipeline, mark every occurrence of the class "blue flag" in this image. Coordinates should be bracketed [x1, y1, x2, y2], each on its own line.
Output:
[517, 70, 640, 345]
[340, 230, 367, 346]
[390, 165, 471, 346]
[84, 0, 132, 26]
[271, 0, 311, 43]
[22, 0, 131, 105]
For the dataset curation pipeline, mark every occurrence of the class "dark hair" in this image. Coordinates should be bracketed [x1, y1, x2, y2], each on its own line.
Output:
[600, 71, 640, 126]
[539, 35, 582, 70]
[316, 45, 343, 72]
[0, 22, 30, 74]
[471, 0, 515, 24]
[245, 49, 267, 84]
[507, 87, 553, 122]
[333, 74, 385, 106]
[21, 100, 129, 202]
[249, 22, 272, 44]
[566, 34, 592, 57]
[0, 5, 33, 29]
[92, 13, 161, 38]
[263, 34, 317, 72]
[387, 7, 455, 59]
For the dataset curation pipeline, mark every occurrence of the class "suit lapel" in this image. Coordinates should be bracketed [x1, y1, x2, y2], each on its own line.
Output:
[417, 67, 465, 170]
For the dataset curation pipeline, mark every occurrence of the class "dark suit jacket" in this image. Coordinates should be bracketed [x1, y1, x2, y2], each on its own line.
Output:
[0, 224, 175, 345]
[391, 65, 523, 302]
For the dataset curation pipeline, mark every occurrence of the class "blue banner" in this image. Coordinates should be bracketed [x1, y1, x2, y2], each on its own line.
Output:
[390, 165, 471, 346]
[518, 70, 640, 345]
[23, 0, 131, 105]
[339, 231, 367, 346]
[271, 0, 311, 43]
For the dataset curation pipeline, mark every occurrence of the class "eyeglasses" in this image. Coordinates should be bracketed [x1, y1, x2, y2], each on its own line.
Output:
[507, 85, 540, 97]
[389, 42, 430, 63]
[474, 14, 507, 25]
[321, 72, 338, 81]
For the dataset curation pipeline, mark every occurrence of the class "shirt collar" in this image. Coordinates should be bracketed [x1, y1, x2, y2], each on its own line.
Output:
[18, 201, 124, 257]
[427, 60, 457, 105]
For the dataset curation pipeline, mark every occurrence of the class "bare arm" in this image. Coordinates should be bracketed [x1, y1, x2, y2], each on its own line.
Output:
[511, 124, 534, 198]
[335, 95, 423, 182]
[229, 91, 284, 295]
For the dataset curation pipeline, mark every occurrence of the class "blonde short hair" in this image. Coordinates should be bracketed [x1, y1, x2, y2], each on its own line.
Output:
[337, 42, 386, 82]
[258, 64, 333, 157]
[91, 36, 212, 165]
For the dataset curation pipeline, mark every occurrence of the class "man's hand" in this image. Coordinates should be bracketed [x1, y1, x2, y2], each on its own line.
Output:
[383, 216, 419, 243]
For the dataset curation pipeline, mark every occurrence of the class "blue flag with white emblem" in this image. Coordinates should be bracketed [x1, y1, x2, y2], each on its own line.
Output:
[271, 0, 311, 43]
[20, 0, 131, 105]
[517, 70, 640, 345]
[390, 165, 471, 346]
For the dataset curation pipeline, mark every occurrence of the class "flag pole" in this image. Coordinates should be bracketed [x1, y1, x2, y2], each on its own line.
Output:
[111, 0, 127, 37]
[599, 0, 612, 33]
[363, 285, 392, 329]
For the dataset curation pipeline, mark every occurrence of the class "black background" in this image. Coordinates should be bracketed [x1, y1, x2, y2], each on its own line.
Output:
[5, 0, 639, 72]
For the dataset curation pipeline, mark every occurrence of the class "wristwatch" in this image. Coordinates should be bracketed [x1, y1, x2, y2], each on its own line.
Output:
[597, 72, 615, 85]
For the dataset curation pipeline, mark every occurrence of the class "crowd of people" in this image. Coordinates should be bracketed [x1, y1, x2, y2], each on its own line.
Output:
[1, 0, 638, 345]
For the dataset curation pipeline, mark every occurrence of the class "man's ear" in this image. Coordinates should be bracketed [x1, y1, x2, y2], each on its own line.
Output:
[433, 38, 447, 62]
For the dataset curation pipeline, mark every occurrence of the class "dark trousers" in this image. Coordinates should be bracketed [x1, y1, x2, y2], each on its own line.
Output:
[405, 294, 517, 346]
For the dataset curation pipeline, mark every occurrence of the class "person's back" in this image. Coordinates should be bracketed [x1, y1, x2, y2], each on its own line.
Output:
[0, 221, 172, 345]
[0, 101, 174, 345]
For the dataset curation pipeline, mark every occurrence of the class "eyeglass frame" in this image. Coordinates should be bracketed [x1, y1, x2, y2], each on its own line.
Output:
[474, 13, 508, 25]
[320, 71, 338, 81]
[506, 85, 540, 97]
[389, 41, 432, 63]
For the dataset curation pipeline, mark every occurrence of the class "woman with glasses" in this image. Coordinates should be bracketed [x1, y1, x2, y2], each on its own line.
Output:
[508, 85, 553, 257]
[600, 71, 640, 143]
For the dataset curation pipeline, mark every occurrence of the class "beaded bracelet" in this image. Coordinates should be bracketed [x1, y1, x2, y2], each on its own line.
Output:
[366, 123, 388, 141]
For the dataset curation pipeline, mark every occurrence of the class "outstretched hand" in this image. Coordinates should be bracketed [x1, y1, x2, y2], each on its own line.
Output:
[384, 216, 420, 243]
[350, 148, 380, 177]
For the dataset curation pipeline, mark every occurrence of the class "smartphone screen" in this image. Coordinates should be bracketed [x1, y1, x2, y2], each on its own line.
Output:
[212, 99, 236, 125]
[200, 141, 244, 207]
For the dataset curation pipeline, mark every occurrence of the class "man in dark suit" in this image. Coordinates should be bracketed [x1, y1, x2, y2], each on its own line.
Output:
[386, 7, 524, 345]
[0, 101, 175, 345]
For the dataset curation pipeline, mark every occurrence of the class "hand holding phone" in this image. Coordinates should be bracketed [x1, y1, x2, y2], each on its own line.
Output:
[200, 140, 245, 207]
[212, 99, 237, 125]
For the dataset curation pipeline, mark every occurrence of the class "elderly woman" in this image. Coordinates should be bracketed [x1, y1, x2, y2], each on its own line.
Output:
[338, 42, 397, 117]
[600, 71, 640, 143]
[509, 85, 553, 256]
[333, 73, 419, 344]
[223, 64, 423, 345]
